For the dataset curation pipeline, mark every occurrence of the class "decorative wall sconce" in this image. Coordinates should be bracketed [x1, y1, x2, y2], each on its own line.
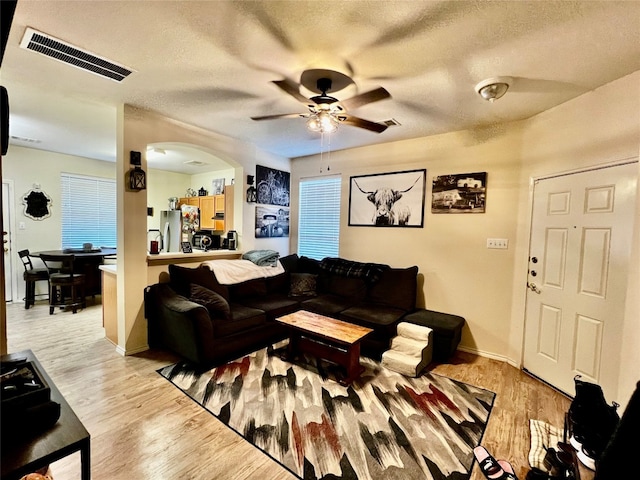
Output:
[129, 151, 146, 191]
[246, 175, 257, 203]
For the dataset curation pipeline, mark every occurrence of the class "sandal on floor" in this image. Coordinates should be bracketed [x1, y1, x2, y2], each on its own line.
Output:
[474, 446, 518, 479]
[497, 460, 518, 480]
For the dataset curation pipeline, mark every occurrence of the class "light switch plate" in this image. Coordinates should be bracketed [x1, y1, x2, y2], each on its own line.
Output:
[487, 238, 508, 249]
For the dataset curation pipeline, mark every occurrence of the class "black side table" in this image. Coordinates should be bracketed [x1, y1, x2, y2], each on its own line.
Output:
[1, 350, 91, 480]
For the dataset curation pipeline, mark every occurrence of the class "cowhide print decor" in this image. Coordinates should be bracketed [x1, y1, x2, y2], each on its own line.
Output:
[159, 347, 495, 480]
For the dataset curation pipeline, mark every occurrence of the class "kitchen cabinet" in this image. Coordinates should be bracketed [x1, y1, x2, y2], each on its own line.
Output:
[182, 197, 199, 207]
[179, 185, 233, 232]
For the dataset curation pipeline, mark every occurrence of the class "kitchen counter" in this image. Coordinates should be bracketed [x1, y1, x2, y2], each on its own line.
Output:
[146, 249, 242, 266]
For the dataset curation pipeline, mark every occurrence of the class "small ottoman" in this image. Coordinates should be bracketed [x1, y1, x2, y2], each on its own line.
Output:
[402, 309, 465, 361]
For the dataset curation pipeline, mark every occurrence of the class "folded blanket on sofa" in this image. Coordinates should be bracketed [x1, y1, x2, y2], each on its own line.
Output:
[202, 259, 284, 285]
[242, 249, 280, 267]
[319, 257, 389, 284]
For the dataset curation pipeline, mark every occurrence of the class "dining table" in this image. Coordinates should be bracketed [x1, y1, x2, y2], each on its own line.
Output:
[31, 248, 117, 297]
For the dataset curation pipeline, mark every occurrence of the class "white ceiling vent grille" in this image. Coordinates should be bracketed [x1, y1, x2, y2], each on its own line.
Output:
[382, 118, 401, 127]
[183, 160, 209, 167]
[20, 27, 134, 82]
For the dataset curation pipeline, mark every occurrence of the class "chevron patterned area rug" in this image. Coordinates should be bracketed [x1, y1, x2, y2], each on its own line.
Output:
[159, 347, 495, 480]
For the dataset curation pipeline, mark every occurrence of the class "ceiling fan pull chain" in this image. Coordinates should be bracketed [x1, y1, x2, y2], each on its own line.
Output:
[327, 133, 331, 171]
[320, 131, 324, 173]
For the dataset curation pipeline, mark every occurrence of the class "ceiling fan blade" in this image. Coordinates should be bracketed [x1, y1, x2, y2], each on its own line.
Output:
[339, 87, 391, 110]
[340, 115, 388, 133]
[272, 79, 311, 104]
[251, 112, 304, 121]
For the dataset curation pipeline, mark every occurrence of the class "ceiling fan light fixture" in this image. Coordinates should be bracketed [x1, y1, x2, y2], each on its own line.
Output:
[307, 111, 339, 133]
[475, 77, 512, 102]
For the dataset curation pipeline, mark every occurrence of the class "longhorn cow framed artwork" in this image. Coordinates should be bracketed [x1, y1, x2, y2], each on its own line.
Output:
[349, 169, 426, 227]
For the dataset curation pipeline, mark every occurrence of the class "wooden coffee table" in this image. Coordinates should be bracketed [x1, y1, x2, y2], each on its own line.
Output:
[276, 310, 373, 385]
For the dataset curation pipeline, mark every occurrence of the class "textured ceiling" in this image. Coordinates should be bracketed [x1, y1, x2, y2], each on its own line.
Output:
[2, 1, 640, 172]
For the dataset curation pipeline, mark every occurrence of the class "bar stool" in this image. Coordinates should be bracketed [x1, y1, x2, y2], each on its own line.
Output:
[39, 253, 86, 314]
[18, 249, 49, 309]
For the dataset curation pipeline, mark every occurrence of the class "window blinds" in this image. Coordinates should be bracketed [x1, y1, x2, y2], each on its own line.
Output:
[298, 176, 341, 260]
[60, 173, 116, 249]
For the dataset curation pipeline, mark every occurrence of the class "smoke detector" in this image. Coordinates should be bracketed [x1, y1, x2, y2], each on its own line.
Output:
[475, 77, 512, 102]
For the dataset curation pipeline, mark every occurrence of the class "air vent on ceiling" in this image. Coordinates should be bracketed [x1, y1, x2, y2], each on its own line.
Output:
[183, 160, 209, 167]
[10, 135, 41, 144]
[382, 118, 401, 127]
[20, 27, 134, 82]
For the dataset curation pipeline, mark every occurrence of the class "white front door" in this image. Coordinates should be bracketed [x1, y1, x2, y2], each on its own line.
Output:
[523, 162, 637, 401]
[2, 180, 15, 303]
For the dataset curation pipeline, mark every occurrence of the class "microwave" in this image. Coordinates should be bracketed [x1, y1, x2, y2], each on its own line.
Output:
[192, 231, 221, 250]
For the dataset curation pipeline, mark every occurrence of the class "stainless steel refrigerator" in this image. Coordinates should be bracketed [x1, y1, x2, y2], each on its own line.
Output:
[159, 206, 200, 252]
[159, 210, 182, 252]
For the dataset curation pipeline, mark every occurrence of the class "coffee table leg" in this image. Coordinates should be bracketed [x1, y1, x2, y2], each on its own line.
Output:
[341, 342, 364, 386]
[81, 437, 91, 480]
[286, 331, 300, 361]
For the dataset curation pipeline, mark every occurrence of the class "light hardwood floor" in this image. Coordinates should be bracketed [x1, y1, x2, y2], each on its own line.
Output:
[5, 300, 593, 480]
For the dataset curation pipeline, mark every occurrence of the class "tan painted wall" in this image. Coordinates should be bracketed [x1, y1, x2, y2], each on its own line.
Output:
[513, 70, 640, 406]
[291, 71, 639, 396]
[292, 124, 525, 361]
[2, 146, 116, 301]
[147, 169, 191, 231]
[117, 106, 291, 355]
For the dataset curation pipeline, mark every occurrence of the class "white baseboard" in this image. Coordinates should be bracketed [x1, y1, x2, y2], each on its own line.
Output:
[457, 345, 519, 367]
[115, 344, 149, 356]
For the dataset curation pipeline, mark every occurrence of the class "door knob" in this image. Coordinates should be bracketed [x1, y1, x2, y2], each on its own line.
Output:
[531, 256, 538, 263]
[527, 282, 542, 294]
[3, 247, 8, 253]
[530, 270, 537, 277]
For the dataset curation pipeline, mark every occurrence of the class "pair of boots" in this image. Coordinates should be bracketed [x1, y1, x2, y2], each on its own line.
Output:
[567, 375, 619, 471]
[526, 443, 577, 480]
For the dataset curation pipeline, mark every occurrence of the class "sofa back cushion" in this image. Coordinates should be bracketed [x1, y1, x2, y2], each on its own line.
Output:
[367, 266, 418, 312]
[298, 256, 321, 274]
[189, 284, 232, 321]
[324, 274, 367, 300]
[279, 253, 299, 273]
[168, 264, 230, 300]
[266, 272, 290, 295]
[228, 277, 268, 301]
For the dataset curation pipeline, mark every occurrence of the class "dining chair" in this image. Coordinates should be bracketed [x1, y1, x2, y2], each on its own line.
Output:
[18, 249, 50, 309]
[39, 254, 86, 314]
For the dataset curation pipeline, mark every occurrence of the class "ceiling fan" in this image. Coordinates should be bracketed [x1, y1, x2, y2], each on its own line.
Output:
[251, 70, 392, 133]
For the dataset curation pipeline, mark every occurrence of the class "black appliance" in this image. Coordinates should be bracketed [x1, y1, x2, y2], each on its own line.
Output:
[227, 230, 238, 250]
[192, 231, 221, 250]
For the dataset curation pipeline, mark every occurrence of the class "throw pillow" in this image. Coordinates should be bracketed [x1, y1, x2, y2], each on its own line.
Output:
[189, 284, 231, 321]
[289, 273, 317, 297]
[168, 264, 230, 300]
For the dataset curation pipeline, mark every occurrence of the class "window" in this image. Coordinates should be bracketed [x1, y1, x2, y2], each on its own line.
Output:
[298, 176, 341, 260]
[61, 173, 116, 249]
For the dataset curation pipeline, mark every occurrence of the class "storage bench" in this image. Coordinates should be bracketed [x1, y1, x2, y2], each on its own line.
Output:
[402, 309, 465, 361]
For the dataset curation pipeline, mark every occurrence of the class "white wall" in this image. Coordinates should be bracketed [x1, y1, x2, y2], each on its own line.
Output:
[2, 146, 116, 300]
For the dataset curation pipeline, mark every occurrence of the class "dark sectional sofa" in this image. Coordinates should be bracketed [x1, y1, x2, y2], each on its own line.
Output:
[145, 254, 456, 368]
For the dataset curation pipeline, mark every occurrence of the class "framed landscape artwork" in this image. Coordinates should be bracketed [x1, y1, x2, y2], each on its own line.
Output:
[349, 169, 426, 227]
[432, 172, 487, 213]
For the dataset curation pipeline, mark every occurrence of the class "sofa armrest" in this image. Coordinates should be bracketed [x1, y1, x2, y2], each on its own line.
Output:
[145, 283, 217, 365]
